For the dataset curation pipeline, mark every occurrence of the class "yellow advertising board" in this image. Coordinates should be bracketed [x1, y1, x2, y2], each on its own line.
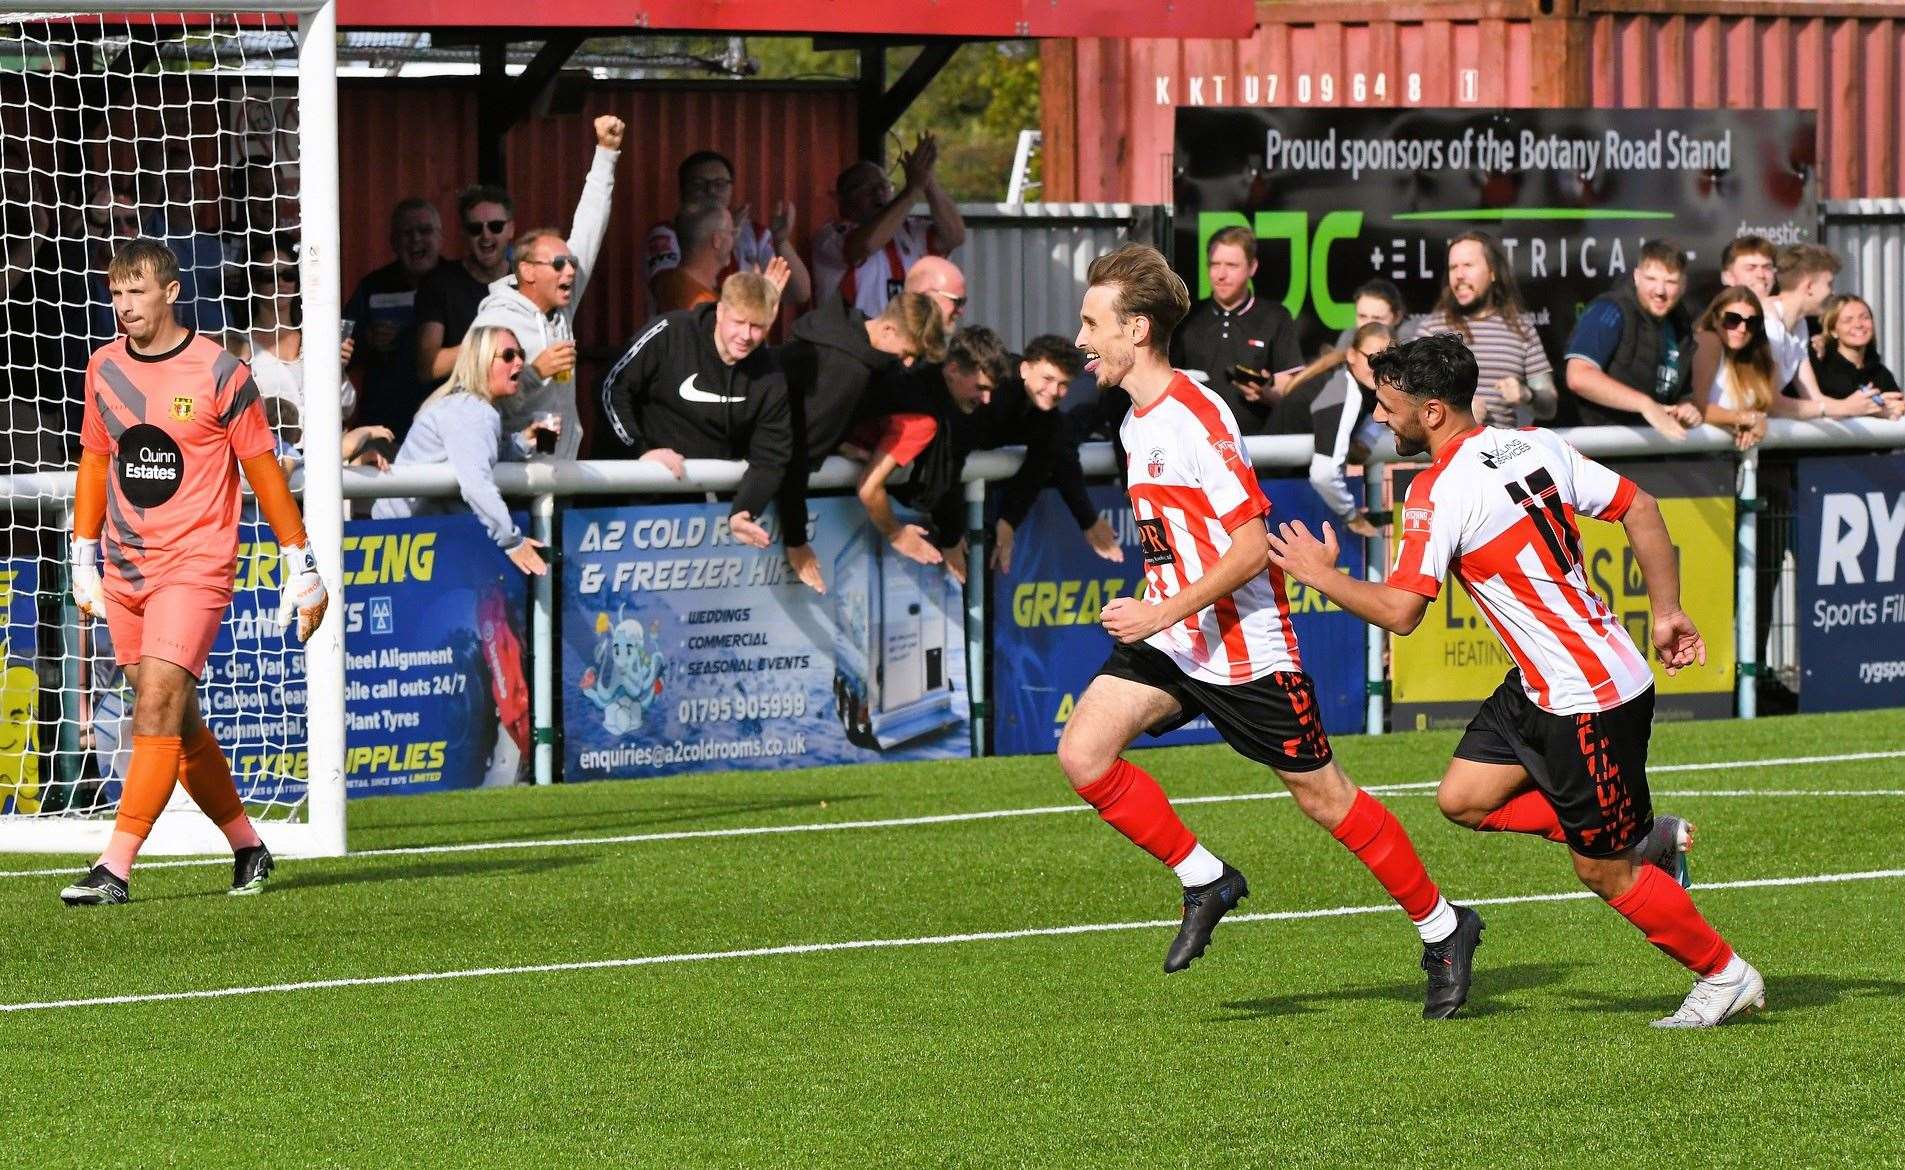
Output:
[1391, 466, 1735, 730]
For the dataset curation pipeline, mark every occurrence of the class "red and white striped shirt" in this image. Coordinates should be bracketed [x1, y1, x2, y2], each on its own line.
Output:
[1121, 372, 1298, 685]
[1390, 426, 1652, 715]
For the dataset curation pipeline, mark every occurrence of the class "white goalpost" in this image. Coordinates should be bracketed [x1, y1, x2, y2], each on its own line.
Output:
[0, 0, 344, 856]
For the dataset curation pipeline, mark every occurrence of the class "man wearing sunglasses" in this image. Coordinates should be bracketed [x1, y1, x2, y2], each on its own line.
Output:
[465, 114, 626, 459]
[415, 184, 516, 386]
[646, 149, 811, 309]
[902, 256, 967, 329]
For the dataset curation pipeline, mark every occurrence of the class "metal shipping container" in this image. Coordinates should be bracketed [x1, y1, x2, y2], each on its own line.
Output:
[1042, 0, 1905, 204]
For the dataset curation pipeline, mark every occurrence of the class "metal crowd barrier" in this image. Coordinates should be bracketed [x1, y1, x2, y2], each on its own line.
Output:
[4, 417, 1902, 786]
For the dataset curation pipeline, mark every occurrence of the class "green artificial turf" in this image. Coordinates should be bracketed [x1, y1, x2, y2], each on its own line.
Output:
[4, 711, 1903, 1168]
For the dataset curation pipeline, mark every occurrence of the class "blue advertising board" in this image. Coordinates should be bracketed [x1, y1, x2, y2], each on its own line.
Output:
[1796, 454, 1905, 712]
[337, 513, 530, 794]
[562, 497, 970, 780]
[1, 561, 39, 814]
[990, 478, 1367, 756]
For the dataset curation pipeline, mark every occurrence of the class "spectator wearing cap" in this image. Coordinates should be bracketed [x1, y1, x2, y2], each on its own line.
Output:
[1563, 239, 1704, 439]
[646, 149, 811, 309]
[464, 115, 625, 459]
[1170, 225, 1302, 434]
[813, 133, 965, 318]
[343, 196, 446, 447]
[1402, 231, 1556, 427]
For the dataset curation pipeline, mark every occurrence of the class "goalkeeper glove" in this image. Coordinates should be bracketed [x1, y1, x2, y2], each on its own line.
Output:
[70, 536, 103, 619]
[278, 542, 329, 643]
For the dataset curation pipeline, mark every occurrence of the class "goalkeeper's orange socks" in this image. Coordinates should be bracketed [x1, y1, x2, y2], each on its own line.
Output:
[1479, 789, 1569, 842]
[179, 725, 262, 852]
[98, 733, 182, 880]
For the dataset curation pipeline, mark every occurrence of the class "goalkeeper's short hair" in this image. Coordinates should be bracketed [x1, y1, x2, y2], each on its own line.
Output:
[107, 238, 181, 288]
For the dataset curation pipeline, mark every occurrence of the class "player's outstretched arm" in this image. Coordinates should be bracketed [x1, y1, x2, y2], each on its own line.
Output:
[1620, 489, 1707, 675]
[239, 452, 329, 643]
[1266, 519, 1430, 635]
[1100, 514, 1270, 643]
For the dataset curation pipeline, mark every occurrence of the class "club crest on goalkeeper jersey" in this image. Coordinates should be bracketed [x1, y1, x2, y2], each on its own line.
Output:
[80, 331, 276, 595]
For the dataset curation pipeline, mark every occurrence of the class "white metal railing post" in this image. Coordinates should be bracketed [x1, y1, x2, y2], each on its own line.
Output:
[965, 479, 988, 757]
[532, 492, 557, 784]
[1363, 468, 1387, 736]
[1736, 448, 1760, 719]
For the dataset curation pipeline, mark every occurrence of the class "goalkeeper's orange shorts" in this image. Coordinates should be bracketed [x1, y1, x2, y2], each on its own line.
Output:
[102, 581, 229, 678]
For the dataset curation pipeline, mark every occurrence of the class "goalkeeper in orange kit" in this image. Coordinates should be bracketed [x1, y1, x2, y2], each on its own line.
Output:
[61, 239, 329, 906]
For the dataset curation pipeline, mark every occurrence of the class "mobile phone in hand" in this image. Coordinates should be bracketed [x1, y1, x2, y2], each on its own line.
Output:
[1229, 363, 1268, 386]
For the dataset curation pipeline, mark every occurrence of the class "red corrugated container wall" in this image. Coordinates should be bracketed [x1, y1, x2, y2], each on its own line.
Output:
[1042, 2, 1905, 203]
[338, 80, 857, 398]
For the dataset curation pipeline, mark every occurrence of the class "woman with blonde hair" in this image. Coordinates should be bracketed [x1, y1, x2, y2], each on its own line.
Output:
[371, 325, 556, 574]
[1810, 294, 1904, 418]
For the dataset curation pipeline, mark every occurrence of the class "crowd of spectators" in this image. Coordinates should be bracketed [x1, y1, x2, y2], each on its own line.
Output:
[14, 112, 1905, 593]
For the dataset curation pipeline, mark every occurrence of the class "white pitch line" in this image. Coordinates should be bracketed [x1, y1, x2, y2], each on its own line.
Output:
[3, 866, 1901, 1014]
[1, 748, 1901, 881]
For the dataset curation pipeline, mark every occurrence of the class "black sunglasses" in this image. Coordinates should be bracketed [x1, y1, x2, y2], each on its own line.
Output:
[928, 289, 967, 309]
[1719, 311, 1763, 333]
[496, 347, 523, 362]
[464, 218, 508, 236]
[527, 255, 576, 273]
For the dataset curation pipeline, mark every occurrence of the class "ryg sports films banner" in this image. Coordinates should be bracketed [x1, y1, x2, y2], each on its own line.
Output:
[1797, 454, 1905, 712]
[562, 498, 970, 780]
[1174, 108, 1818, 362]
[991, 478, 1366, 756]
[88, 512, 527, 800]
[1390, 460, 1735, 730]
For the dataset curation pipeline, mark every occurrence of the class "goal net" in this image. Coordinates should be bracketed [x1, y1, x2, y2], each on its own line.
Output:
[0, 2, 344, 856]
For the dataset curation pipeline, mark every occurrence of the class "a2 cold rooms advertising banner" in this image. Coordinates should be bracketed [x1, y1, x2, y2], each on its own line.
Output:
[1174, 107, 1818, 363]
[560, 498, 970, 780]
[1797, 454, 1905, 713]
[991, 479, 1367, 755]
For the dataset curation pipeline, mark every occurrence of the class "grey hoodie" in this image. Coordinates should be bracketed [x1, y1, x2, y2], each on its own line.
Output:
[470, 143, 619, 459]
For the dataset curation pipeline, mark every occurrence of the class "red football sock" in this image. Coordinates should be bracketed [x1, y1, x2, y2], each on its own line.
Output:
[97, 734, 183, 879]
[1076, 759, 1197, 868]
[1606, 863, 1733, 977]
[1479, 789, 1568, 843]
[1329, 788, 1443, 922]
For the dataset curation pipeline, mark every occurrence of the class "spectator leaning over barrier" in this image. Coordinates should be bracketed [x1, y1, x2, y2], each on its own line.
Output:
[989, 334, 1123, 574]
[465, 115, 625, 460]
[646, 149, 811, 309]
[1690, 286, 1777, 451]
[1811, 294, 1905, 419]
[813, 134, 966, 318]
[776, 290, 948, 593]
[1403, 231, 1556, 427]
[343, 196, 446, 449]
[904, 255, 967, 329]
[416, 183, 514, 384]
[1718, 234, 1776, 299]
[1563, 239, 1703, 438]
[372, 325, 556, 576]
[1761, 244, 1847, 410]
[851, 325, 1012, 584]
[1169, 225, 1303, 434]
[596, 273, 789, 549]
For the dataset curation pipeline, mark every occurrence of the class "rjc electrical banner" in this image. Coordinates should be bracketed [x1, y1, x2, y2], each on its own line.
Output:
[1174, 108, 1817, 366]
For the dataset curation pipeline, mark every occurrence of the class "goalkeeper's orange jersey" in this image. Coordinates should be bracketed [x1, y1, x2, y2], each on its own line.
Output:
[79, 330, 275, 597]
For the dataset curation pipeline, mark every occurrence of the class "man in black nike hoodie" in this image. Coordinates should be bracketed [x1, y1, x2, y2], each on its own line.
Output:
[774, 289, 946, 591]
[598, 273, 789, 547]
